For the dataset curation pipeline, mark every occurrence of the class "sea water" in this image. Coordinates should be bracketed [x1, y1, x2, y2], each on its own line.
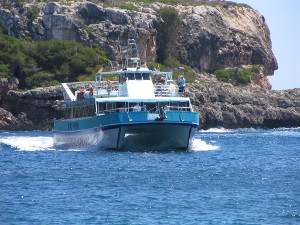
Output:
[0, 128, 299, 224]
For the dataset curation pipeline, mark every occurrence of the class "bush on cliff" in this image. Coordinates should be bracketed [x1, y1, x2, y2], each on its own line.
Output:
[120, 3, 139, 11]
[0, 64, 9, 78]
[214, 67, 251, 85]
[147, 58, 196, 83]
[28, 40, 108, 83]
[0, 30, 109, 89]
[90, 0, 251, 9]
[214, 69, 231, 82]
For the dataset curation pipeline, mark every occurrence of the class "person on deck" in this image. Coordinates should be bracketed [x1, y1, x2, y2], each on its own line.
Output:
[107, 79, 112, 96]
[133, 103, 141, 111]
[178, 76, 186, 96]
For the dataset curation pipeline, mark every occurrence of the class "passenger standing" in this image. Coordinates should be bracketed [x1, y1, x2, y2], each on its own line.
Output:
[178, 76, 186, 96]
[107, 79, 112, 96]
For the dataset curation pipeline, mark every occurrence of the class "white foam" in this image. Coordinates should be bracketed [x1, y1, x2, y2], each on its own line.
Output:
[189, 138, 219, 151]
[200, 127, 232, 133]
[1, 136, 54, 151]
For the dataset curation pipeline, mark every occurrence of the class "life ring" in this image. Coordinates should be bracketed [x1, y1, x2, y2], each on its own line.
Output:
[90, 88, 93, 96]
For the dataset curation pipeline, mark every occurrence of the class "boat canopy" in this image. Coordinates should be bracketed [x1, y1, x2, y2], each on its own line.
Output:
[95, 97, 191, 103]
[95, 70, 173, 86]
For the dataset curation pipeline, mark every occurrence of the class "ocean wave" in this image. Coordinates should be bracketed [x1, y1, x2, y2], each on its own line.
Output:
[189, 139, 219, 151]
[0, 136, 55, 151]
[199, 127, 233, 133]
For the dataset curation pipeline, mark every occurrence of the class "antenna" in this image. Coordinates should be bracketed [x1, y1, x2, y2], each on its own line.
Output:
[125, 39, 140, 69]
[118, 36, 123, 70]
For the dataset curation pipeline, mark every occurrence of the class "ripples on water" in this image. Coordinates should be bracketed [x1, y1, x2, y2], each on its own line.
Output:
[0, 128, 299, 224]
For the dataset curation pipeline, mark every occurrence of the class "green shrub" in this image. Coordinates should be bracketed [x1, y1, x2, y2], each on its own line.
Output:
[214, 67, 251, 84]
[27, 39, 109, 86]
[214, 69, 231, 82]
[250, 64, 261, 73]
[25, 71, 56, 88]
[146, 61, 165, 71]
[77, 74, 95, 82]
[0, 30, 109, 89]
[27, 6, 40, 22]
[15, 0, 24, 8]
[0, 64, 9, 78]
[120, 4, 139, 11]
[163, 57, 181, 68]
[237, 68, 251, 84]
[184, 71, 196, 83]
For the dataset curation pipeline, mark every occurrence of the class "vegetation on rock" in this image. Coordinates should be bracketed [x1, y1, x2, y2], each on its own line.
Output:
[156, 7, 181, 65]
[78, 0, 251, 8]
[0, 30, 109, 89]
[147, 57, 196, 83]
[213, 65, 262, 85]
[0, 0, 251, 10]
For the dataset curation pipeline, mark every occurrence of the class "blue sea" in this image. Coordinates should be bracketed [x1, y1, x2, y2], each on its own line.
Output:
[0, 128, 299, 225]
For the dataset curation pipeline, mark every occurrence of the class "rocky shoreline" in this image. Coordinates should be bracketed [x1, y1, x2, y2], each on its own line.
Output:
[1, 75, 300, 131]
[189, 74, 300, 129]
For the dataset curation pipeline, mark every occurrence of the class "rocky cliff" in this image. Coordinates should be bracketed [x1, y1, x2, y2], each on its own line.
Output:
[0, 1, 277, 87]
[0, 77, 64, 130]
[188, 75, 300, 129]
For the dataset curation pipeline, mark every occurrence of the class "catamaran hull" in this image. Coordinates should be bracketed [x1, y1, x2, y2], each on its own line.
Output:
[123, 123, 197, 149]
[53, 122, 197, 150]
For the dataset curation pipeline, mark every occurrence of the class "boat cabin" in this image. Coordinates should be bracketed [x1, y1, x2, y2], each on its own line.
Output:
[95, 98, 192, 115]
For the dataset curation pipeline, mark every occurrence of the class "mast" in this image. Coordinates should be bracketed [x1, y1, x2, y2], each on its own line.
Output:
[125, 39, 140, 69]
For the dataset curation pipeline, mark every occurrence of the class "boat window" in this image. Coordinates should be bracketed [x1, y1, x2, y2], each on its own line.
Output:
[97, 102, 105, 114]
[135, 73, 142, 80]
[179, 101, 190, 111]
[144, 103, 156, 113]
[116, 102, 127, 112]
[129, 102, 142, 111]
[157, 102, 169, 111]
[119, 74, 126, 84]
[142, 73, 150, 80]
[65, 103, 96, 119]
[127, 73, 135, 80]
[169, 102, 179, 111]
[106, 102, 116, 113]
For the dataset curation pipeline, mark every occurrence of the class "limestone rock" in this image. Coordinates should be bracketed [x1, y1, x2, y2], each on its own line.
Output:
[189, 75, 300, 129]
[1, 86, 65, 130]
[0, 1, 277, 85]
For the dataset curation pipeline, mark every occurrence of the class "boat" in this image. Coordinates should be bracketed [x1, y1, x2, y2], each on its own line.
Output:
[53, 39, 199, 149]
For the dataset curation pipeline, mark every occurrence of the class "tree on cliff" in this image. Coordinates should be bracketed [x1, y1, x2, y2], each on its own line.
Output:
[156, 7, 181, 64]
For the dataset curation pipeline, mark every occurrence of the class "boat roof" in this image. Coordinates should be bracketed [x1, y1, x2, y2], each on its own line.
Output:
[96, 68, 171, 75]
[95, 97, 190, 102]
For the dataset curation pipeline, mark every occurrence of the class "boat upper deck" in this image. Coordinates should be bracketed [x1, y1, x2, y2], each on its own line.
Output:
[61, 68, 184, 102]
[61, 39, 187, 103]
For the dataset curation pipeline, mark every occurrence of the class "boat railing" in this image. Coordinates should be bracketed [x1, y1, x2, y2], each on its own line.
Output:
[153, 84, 178, 97]
[97, 105, 192, 117]
[98, 106, 147, 114]
[93, 81, 128, 98]
[165, 106, 191, 112]
[146, 106, 157, 114]
[146, 106, 191, 114]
